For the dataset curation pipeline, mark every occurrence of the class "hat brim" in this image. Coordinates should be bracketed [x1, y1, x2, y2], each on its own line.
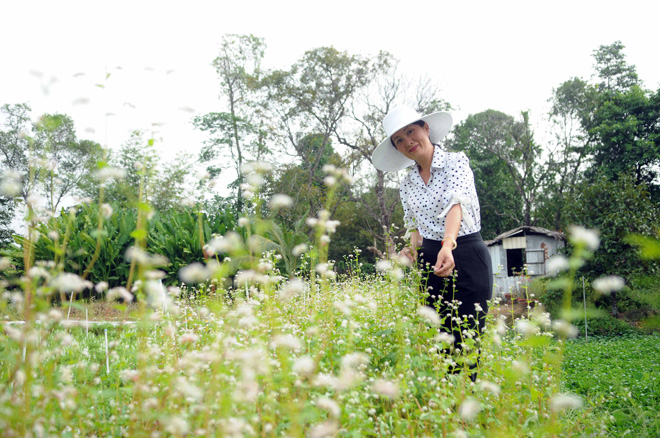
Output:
[371, 111, 453, 172]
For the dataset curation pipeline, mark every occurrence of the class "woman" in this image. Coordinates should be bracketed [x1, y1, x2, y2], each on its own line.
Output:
[372, 106, 493, 362]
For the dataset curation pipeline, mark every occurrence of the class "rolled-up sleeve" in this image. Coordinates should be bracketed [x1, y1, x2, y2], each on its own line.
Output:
[400, 178, 417, 231]
[437, 152, 480, 231]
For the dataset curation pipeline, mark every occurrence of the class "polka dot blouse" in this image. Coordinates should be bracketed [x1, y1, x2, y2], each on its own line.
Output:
[400, 148, 481, 240]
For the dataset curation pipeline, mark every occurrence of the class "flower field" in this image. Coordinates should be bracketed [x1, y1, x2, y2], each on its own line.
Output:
[2, 268, 620, 438]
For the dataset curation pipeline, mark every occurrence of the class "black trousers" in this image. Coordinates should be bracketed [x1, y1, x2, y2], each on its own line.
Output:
[418, 232, 493, 338]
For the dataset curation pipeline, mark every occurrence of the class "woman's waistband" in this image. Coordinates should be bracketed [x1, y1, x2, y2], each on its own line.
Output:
[423, 232, 484, 247]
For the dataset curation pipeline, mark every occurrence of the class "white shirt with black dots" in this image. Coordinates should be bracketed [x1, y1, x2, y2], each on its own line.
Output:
[400, 148, 481, 241]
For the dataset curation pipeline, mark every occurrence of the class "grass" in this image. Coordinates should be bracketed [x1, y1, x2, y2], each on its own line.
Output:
[563, 334, 660, 437]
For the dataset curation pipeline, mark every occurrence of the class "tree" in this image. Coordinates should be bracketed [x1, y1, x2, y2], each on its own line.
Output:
[448, 110, 542, 237]
[101, 130, 190, 211]
[32, 114, 104, 211]
[0, 195, 14, 249]
[536, 77, 595, 231]
[592, 41, 640, 93]
[588, 85, 660, 187]
[563, 173, 660, 316]
[194, 34, 268, 213]
[0, 103, 34, 203]
[262, 46, 371, 214]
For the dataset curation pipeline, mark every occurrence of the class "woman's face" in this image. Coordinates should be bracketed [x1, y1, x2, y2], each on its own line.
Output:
[391, 122, 432, 161]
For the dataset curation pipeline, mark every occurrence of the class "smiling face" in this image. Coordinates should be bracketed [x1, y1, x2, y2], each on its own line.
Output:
[391, 121, 433, 161]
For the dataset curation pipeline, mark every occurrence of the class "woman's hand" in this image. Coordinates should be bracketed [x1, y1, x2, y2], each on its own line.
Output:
[400, 246, 417, 264]
[433, 245, 455, 277]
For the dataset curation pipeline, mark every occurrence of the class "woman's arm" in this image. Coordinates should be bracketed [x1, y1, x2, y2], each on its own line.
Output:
[401, 229, 422, 264]
[434, 204, 461, 277]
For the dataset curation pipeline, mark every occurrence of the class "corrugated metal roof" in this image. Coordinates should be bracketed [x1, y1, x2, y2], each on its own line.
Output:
[485, 226, 566, 247]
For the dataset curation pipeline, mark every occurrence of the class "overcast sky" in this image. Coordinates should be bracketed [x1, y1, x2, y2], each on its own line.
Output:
[2, 0, 659, 170]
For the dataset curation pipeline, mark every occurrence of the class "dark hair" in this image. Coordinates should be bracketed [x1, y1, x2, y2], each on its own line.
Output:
[391, 120, 426, 148]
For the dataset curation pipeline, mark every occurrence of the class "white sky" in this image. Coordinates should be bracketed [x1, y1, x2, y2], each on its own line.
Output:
[2, 0, 660, 175]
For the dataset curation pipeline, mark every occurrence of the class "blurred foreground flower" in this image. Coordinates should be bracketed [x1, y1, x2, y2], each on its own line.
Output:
[569, 225, 600, 251]
[592, 275, 625, 295]
[550, 393, 583, 413]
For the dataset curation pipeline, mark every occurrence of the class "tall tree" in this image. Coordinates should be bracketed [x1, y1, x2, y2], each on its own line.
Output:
[0, 195, 14, 248]
[0, 103, 35, 203]
[101, 130, 190, 211]
[194, 34, 268, 213]
[592, 41, 640, 93]
[448, 110, 524, 239]
[32, 113, 104, 211]
[536, 77, 595, 231]
[262, 46, 371, 214]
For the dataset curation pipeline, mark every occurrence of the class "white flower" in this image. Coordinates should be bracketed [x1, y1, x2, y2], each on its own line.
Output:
[316, 397, 341, 418]
[269, 194, 293, 209]
[179, 263, 210, 284]
[238, 217, 249, 227]
[292, 356, 315, 377]
[515, 319, 539, 337]
[458, 397, 481, 421]
[100, 203, 113, 219]
[553, 319, 578, 338]
[308, 421, 338, 438]
[279, 278, 305, 301]
[512, 360, 530, 375]
[478, 380, 501, 395]
[164, 416, 190, 436]
[292, 243, 308, 256]
[95, 167, 127, 182]
[592, 275, 625, 295]
[372, 379, 400, 399]
[323, 175, 336, 187]
[435, 332, 455, 345]
[107, 287, 134, 303]
[569, 225, 600, 251]
[375, 260, 392, 272]
[50, 273, 93, 293]
[550, 393, 583, 412]
[0, 174, 21, 197]
[546, 255, 570, 275]
[417, 306, 441, 326]
[95, 281, 109, 293]
[271, 334, 302, 351]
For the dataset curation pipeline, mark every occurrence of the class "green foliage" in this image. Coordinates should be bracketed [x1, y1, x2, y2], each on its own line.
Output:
[0, 195, 14, 249]
[563, 335, 660, 437]
[2, 203, 237, 288]
[563, 173, 660, 279]
[574, 314, 639, 337]
[448, 110, 526, 239]
[147, 206, 237, 285]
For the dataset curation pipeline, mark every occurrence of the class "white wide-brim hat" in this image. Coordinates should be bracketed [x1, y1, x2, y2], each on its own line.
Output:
[371, 106, 453, 172]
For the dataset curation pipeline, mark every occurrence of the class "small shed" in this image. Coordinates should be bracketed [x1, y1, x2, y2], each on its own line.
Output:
[485, 226, 566, 297]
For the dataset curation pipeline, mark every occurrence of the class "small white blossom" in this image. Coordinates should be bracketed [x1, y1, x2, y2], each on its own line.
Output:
[592, 275, 625, 295]
[569, 225, 600, 251]
[179, 263, 210, 284]
[292, 356, 315, 377]
[317, 397, 341, 418]
[95, 167, 127, 182]
[546, 255, 570, 275]
[292, 243, 308, 256]
[100, 203, 113, 219]
[269, 194, 293, 209]
[372, 379, 400, 399]
[458, 397, 481, 422]
[550, 393, 583, 412]
[417, 306, 441, 326]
